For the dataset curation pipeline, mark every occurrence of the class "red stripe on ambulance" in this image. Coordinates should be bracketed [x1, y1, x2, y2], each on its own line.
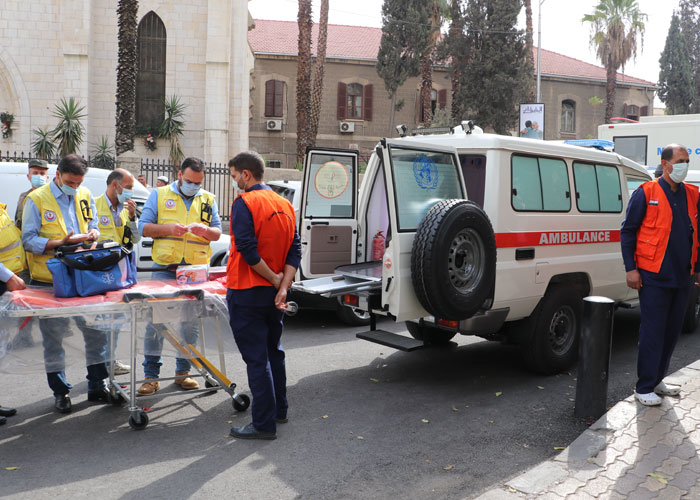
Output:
[495, 230, 621, 248]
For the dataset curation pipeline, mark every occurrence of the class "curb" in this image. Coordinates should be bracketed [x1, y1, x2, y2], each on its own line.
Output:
[471, 359, 700, 499]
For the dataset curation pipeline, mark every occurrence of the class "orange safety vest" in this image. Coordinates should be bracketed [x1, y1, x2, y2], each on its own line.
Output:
[634, 179, 699, 273]
[227, 189, 296, 290]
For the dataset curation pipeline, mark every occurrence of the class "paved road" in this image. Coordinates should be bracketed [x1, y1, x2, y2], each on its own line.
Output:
[2, 307, 700, 499]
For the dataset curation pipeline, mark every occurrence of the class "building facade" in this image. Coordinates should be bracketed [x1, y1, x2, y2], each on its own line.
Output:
[248, 20, 656, 169]
[0, 0, 252, 163]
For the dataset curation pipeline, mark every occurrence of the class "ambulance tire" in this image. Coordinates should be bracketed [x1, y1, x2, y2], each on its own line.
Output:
[405, 321, 456, 345]
[521, 286, 582, 375]
[411, 199, 496, 321]
[682, 285, 700, 333]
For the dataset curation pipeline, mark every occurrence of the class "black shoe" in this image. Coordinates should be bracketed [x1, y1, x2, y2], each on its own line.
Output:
[275, 417, 288, 424]
[230, 423, 276, 440]
[0, 406, 16, 417]
[0, 416, 6, 425]
[87, 389, 110, 403]
[54, 395, 72, 414]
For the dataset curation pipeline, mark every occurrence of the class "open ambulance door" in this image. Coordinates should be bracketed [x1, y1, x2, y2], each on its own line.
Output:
[298, 147, 359, 280]
[378, 139, 466, 322]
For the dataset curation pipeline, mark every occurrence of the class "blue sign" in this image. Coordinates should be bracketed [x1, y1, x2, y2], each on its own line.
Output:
[413, 154, 438, 190]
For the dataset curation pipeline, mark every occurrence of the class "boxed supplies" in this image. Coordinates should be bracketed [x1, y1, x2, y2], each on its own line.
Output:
[176, 264, 209, 284]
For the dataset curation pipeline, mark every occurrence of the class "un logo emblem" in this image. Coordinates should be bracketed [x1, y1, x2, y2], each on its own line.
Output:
[413, 154, 438, 190]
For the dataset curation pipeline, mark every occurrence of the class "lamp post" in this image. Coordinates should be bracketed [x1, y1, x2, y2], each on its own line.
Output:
[536, 0, 545, 103]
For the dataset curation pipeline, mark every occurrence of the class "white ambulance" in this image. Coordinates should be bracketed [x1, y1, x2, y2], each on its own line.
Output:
[291, 124, 699, 374]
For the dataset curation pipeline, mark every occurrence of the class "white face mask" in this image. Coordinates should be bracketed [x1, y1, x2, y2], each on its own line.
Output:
[669, 162, 689, 183]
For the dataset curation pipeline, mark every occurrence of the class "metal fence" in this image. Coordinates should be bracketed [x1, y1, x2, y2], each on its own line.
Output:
[140, 159, 233, 222]
[0, 150, 105, 169]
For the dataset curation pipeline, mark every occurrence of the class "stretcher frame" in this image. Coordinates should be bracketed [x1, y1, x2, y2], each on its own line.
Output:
[4, 288, 249, 430]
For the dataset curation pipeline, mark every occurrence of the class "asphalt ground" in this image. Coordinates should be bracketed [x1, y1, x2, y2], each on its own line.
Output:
[1, 307, 700, 499]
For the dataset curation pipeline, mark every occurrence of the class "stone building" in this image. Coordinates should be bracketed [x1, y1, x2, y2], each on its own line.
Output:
[248, 19, 656, 169]
[0, 0, 252, 163]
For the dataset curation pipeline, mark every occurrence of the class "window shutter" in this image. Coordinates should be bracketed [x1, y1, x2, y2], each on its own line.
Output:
[438, 89, 447, 109]
[622, 103, 627, 117]
[265, 80, 275, 117]
[364, 84, 373, 121]
[274, 80, 284, 117]
[641, 105, 649, 117]
[337, 82, 347, 120]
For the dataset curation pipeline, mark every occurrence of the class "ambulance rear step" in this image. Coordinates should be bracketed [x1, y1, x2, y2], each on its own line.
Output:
[291, 261, 383, 298]
[356, 330, 424, 352]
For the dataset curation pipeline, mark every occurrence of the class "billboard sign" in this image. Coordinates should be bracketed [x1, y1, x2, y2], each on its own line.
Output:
[520, 103, 545, 140]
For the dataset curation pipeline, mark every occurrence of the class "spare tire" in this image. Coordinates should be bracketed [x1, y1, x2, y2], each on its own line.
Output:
[411, 199, 496, 320]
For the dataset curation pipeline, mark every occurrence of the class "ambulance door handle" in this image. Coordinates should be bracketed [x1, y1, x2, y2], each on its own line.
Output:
[515, 248, 535, 260]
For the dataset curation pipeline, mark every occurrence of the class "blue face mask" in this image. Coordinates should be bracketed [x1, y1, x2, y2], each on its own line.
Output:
[669, 162, 689, 183]
[117, 188, 133, 203]
[59, 179, 77, 197]
[31, 175, 47, 188]
[180, 181, 200, 197]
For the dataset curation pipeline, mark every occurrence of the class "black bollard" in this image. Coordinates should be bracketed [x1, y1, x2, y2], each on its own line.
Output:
[575, 296, 615, 420]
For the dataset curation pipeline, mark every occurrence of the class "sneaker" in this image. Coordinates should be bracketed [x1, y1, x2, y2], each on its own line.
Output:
[174, 372, 199, 390]
[654, 381, 681, 396]
[635, 391, 663, 406]
[112, 360, 131, 376]
[137, 379, 160, 396]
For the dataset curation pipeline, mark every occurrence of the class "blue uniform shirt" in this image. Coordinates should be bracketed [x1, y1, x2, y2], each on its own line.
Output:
[0, 262, 13, 283]
[22, 181, 99, 255]
[621, 177, 699, 288]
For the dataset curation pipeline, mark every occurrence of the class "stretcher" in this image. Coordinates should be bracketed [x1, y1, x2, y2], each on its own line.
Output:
[0, 280, 249, 430]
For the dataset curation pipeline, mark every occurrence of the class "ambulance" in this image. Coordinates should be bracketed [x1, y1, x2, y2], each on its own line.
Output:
[291, 123, 698, 374]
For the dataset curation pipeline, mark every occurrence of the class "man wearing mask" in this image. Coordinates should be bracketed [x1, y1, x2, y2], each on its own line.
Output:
[16, 159, 50, 230]
[136, 157, 221, 395]
[94, 169, 141, 375]
[621, 144, 700, 406]
[22, 154, 108, 413]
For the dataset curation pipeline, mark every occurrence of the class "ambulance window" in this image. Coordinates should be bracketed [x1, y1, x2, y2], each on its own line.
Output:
[304, 152, 355, 218]
[459, 154, 486, 208]
[511, 155, 570, 212]
[596, 165, 622, 212]
[613, 136, 647, 165]
[388, 147, 463, 231]
[626, 176, 646, 195]
[573, 162, 622, 213]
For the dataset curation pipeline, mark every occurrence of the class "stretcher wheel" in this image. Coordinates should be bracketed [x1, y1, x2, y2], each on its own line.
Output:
[233, 394, 250, 412]
[128, 411, 149, 430]
[108, 391, 125, 406]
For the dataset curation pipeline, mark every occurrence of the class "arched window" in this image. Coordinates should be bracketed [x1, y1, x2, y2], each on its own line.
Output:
[136, 12, 166, 129]
[561, 100, 575, 133]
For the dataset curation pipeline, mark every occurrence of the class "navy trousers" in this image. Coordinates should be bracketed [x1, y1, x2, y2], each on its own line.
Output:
[227, 290, 287, 433]
[636, 283, 692, 394]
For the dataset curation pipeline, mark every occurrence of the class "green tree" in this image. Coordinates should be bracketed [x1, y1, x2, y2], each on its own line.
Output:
[32, 128, 56, 160]
[419, 1, 448, 127]
[658, 13, 693, 115]
[159, 95, 186, 169]
[440, 0, 468, 121]
[679, 0, 700, 112]
[583, 0, 646, 123]
[90, 136, 116, 170]
[115, 0, 138, 154]
[52, 97, 86, 156]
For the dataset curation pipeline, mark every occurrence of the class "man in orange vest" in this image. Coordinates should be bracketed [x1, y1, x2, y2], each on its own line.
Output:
[227, 151, 301, 440]
[621, 144, 699, 406]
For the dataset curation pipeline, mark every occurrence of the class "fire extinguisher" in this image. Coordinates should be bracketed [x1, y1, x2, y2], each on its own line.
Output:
[372, 230, 386, 261]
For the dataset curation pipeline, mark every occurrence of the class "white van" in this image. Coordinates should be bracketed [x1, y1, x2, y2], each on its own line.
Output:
[0, 162, 230, 269]
[290, 126, 696, 374]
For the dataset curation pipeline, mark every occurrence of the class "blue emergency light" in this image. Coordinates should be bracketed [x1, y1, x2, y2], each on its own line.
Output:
[563, 139, 615, 151]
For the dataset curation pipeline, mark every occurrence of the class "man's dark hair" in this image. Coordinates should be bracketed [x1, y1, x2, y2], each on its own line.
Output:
[106, 170, 124, 186]
[525, 120, 532, 128]
[654, 164, 663, 178]
[57, 154, 88, 176]
[661, 144, 685, 162]
[180, 157, 205, 173]
[229, 151, 264, 180]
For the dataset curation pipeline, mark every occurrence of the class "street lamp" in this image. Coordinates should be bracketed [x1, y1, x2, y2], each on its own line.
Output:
[536, 0, 545, 103]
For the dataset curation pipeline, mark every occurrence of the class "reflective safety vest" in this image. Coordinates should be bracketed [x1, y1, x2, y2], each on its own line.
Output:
[95, 194, 130, 245]
[26, 183, 92, 283]
[0, 203, 26, 274]
[152, 186, 215, 265]
[227, 189, 296, 290]
[635, 180, 700, 274]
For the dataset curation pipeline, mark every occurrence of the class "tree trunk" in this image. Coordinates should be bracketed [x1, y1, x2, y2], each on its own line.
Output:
[605, 61, 617, 123]
[420, 52, 433, 127]
[308, 0, 328, 147]
[115, 0, 139, 155]
[296, 0, 313, 167]
[524, 0, 535, 101]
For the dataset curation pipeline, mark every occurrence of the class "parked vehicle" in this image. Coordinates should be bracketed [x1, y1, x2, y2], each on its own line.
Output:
[290, 125, 698, 374]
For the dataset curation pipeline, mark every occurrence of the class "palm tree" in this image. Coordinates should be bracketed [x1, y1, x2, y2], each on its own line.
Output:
[51, 97, 86, 156]
[419, 1, 445, 127]
[159, 95, 186, 169]
[524, 0, 534, 99]
[308, 0, 329, 148]
[296, 0, 313, 166]
[583, 0, 646, 123]
[115, 0, 139, 154]
[32, 127, 56, 160]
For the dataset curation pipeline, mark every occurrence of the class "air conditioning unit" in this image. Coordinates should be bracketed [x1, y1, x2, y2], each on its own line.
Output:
[266, 119, 282, 131]
[339, 121, 355, 133]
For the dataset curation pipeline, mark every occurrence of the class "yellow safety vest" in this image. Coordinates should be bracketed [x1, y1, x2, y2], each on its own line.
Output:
[152, 186, 215, 265]
[95, 194, 130, 244]
[0, 203, 26, 274]
[26, 183, 92, 283]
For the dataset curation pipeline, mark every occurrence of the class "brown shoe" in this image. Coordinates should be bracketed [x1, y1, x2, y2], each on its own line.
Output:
[174, 372, 199, 390]
[137, 379, 160, 396]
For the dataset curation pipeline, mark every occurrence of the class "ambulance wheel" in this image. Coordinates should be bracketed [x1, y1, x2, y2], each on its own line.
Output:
[406, 321, 456, 345]
[411, 200, 496, 320]
[128, 411, 149, 430]
[521, 286, 582, 375]
[336, 304, 371, 326]
[233, 394, 250, 412]
[682, 285, 700, 333]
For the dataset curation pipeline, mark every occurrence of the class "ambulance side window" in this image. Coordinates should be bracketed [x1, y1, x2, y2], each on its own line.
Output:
[626, 176, 646, 196]
[459, 154, 486, 208]
[511, 154, 570, 212]
[573, 162, 622, 213]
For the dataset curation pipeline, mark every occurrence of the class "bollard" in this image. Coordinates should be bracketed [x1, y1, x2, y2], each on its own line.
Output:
[575, 296, 615, 420]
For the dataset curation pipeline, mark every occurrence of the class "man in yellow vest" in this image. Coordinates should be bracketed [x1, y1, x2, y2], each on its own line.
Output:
[0, 201, 27, 425]
[137, 157, 221, 395]
[21, 154, 109, 413]
[95, 168, 141, 376]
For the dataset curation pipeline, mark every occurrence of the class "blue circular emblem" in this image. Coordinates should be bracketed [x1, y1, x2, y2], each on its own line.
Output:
[100, 215, 111, 226]
[165, 199, 176, 209]
[413, 154, 439, 190]
[44, 210, 56, 222]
